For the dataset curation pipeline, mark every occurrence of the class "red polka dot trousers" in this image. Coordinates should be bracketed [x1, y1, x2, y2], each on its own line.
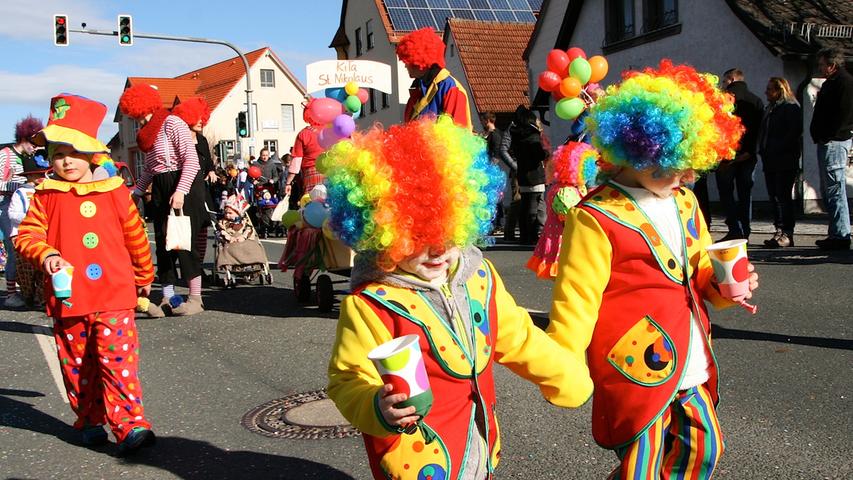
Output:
[53, 309, 151, 442]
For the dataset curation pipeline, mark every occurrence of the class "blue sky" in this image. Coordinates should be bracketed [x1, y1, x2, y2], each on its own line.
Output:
[0, 0, 342, 143]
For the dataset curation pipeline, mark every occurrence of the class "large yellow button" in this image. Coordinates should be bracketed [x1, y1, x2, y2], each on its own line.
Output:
[80, 201, 97, 218]
[82, 232, 99, 249]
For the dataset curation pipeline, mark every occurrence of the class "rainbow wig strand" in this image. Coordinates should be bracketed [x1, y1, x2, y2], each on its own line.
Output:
[587, 59, 743, 172]
[317, 116, 505, 271]
[552, 142, 602, 189]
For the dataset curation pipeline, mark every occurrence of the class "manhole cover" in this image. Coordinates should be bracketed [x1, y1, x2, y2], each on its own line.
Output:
[241, 389, 360, 439]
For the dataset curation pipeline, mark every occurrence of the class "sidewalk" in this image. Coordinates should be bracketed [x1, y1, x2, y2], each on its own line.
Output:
[707, 214, 828, 237]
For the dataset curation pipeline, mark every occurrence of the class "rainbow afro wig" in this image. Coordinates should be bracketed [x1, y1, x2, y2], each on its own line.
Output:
[587, 60, 743, 172]
[552, 142, 602, 189]
[317, 117, 505, 271]
[396, 28, 446, 70]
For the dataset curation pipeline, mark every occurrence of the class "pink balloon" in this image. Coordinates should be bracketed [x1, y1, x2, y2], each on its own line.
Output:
[357, 88, 369, 104]
[567, 47, 587, 62]
[538, 71, 562, 92]
[309, 98, 344, 126]
[546, 49, 570, 76]
[317, 126, 340, 149]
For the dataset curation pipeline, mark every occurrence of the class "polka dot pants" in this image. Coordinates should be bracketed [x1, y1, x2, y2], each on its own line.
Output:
[53, 309, 150, 442]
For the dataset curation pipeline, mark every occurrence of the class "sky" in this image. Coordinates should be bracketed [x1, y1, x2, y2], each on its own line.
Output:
[0, 0, 342, 143]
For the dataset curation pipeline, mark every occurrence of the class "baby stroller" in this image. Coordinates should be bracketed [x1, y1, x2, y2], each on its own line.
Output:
[211, 195, 273, 288]
[254, 184, 284, 238]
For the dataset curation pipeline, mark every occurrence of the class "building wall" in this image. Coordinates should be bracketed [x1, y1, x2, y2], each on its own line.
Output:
[339, 2, 409, 129]
[204, 52, 307, 163]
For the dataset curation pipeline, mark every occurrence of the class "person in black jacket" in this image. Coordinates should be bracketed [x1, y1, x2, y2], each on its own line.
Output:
[481, 112, 507, 235]
[810, 48, 853, 250]
[759, 77, 802, 248]
[716, 69, 764, 241]
[507, 107, 548, 245]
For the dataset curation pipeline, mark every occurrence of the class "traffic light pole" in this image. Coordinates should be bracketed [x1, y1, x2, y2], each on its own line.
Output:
[70, 27, 254, 140]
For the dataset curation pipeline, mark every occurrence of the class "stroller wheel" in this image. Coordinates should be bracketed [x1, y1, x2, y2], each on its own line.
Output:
[265, 273, 273, 285]
[317, 274, 334, 312]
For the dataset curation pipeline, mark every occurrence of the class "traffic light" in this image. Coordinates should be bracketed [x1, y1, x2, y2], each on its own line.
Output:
[118, 15, 132, 46]
[54, 15, 68, 46]
[237, 111, 248, 137]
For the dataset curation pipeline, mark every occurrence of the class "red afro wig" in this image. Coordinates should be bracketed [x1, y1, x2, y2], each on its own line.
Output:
[396, 28, 446, 70]
[14, 115, 44, 143]
[119, 84, 162, 120]
[172, 97, 211, 127]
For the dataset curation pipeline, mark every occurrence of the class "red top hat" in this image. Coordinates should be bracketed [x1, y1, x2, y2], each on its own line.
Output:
[32, 93, 109, 154]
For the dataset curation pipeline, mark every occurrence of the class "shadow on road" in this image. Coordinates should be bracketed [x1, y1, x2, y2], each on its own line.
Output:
[199, 286, 338, 320]
[749, 247, 853, 265]
[712, 324, 853, 351]
[0, 388, 89, 448]
[0, 319, 45, 334]
[124, 436, 355, 479]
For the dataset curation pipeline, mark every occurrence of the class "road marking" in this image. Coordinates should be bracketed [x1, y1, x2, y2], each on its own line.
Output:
[32, 324, 68, 403]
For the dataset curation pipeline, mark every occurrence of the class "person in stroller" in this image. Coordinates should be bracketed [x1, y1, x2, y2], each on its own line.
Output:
[214, 194, 273, 287]
[254, 184, 281, 238]
[219, 195, 255, 243]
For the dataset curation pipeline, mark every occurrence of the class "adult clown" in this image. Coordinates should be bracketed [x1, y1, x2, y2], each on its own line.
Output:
[397, 27, 472, 129]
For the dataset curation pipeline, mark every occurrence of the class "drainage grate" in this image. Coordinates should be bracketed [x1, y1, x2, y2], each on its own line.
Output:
[241, 389, 360, 440]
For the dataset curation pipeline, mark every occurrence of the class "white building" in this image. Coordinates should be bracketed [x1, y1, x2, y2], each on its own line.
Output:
[114, 47, 307, 178]
[329, 0, 543, 129]
[525, 0, 852, 210]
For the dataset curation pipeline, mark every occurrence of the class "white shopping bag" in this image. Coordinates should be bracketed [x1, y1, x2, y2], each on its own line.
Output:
[271, 195, 290, 222]
[165, 209, 193, 251]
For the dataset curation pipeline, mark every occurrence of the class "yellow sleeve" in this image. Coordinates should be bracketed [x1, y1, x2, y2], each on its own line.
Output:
[489, 260, 593, 408]
[327, 294, 397, 437]
[547, 208, 611, 367]
[693, 200, 736, 310]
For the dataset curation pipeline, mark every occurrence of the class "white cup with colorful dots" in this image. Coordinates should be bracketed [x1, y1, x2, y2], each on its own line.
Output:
[51, 266, 74, 299]
[706, 239, 757, 314]
[368, 334, 433, 419]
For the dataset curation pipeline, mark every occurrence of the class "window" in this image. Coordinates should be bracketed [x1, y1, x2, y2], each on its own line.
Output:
[643, 0, 678, 32]
[369, 89, 377, 114]
[355, 27, 363, 57]
[366, 19, 375, 50]
[134, 150, 145, 180]
[605, 0, 635, 44]
[280, 104, 295, 132]
[382, 92, 390, 109]
[260, 69, 275, 88]
[263, 140, 278, 155]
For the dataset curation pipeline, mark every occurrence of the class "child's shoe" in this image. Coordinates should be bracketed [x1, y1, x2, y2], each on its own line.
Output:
[81, 425, 108, 446]
[171, 295, 204, 316]
[117, 427, 156, 456]
[4, 293, 26, 308]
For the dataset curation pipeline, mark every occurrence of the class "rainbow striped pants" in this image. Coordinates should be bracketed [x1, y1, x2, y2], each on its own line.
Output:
[613, 384, 724, 480]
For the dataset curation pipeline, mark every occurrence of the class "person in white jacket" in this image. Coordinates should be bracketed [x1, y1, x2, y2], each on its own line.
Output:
[8, 151, 49, 308]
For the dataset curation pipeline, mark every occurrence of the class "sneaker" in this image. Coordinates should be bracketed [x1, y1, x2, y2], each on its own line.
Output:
[81, 425, 109, 446]
[4, 293, 26, 308]
[117, 427, 156, 456]
[815, 237, 850, 250]
[765, 232, 794, 249]
[763, 229, 783, 247]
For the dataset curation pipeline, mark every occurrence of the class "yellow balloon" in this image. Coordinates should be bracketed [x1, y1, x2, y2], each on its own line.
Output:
[299, 193, 312, 208]
[344, 81, 359, 96]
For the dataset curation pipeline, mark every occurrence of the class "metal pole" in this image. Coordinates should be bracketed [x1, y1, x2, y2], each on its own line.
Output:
[70, 27, 254, 142]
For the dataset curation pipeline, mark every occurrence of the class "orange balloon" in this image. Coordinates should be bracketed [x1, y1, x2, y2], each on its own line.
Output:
[559, 77, 582, 98]
[588, 56, 609, 83]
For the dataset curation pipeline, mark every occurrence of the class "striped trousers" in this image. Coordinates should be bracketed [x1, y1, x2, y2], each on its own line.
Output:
[614, 384, 724, 480]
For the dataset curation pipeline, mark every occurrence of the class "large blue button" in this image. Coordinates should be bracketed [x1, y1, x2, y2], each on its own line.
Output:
[86, 264, 103, 280]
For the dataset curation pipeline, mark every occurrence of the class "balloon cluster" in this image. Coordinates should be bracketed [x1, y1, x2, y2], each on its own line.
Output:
[537, 47, 609, 121]
[310, 81, 370, 149]
[280, 185, 332, 234]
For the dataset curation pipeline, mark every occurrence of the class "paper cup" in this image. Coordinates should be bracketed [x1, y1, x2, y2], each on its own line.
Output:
[706, 239, 750, 300]
[368, 334, 433, 418]
[51, 266, 74, 299]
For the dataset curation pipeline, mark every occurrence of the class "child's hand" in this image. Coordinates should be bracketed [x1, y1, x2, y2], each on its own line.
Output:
[137, 284, 152, 297]
[743, 262, 759, 299]
[43, 255, 71, 275]
[378, 383, 419, 429]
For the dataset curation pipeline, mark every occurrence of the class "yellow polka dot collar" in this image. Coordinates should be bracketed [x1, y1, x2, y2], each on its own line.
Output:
[37, 176, 124, 194]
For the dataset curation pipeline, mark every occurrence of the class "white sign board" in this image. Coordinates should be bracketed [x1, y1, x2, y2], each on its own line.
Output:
[306, 60, 393, 95]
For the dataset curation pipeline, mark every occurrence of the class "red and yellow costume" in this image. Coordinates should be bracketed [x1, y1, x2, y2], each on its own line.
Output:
[549, 184, 733, 449]
[404, 67, 472, 129]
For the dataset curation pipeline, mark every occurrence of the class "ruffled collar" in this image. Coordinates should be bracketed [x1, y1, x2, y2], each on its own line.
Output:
[37, 176, 124, 194]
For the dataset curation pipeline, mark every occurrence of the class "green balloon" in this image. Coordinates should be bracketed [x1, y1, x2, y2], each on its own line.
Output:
[569, 57, 592, 85]
[344, 95, 361, 113]
[281, 210, 301, 228]
[555, 98, 585, 120]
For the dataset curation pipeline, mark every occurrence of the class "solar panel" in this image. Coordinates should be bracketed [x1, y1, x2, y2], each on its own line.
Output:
[383, 0, 538, 31]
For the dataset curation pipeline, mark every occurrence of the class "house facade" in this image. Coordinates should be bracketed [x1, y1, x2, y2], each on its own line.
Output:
[525, 0, 852, 210]
[330, 0, 543, 130]
[114, 47, 307, 179]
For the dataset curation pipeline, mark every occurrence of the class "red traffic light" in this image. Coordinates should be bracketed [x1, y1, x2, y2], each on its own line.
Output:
[54, 15, 68, 46]
[56, 17, 65, 25]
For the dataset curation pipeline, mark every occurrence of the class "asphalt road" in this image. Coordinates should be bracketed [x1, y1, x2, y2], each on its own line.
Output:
[1, 229, 851, 479]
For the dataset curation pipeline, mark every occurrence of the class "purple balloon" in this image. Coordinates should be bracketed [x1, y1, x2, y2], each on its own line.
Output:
[317, 127, 340, 150]
[332, 114, 356, 138]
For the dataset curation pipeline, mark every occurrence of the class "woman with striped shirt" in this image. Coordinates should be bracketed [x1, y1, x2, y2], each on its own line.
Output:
[119, 84, 206, 316]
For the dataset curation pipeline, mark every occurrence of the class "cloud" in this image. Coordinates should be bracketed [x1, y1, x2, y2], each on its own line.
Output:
[0, 0, 112, 45]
